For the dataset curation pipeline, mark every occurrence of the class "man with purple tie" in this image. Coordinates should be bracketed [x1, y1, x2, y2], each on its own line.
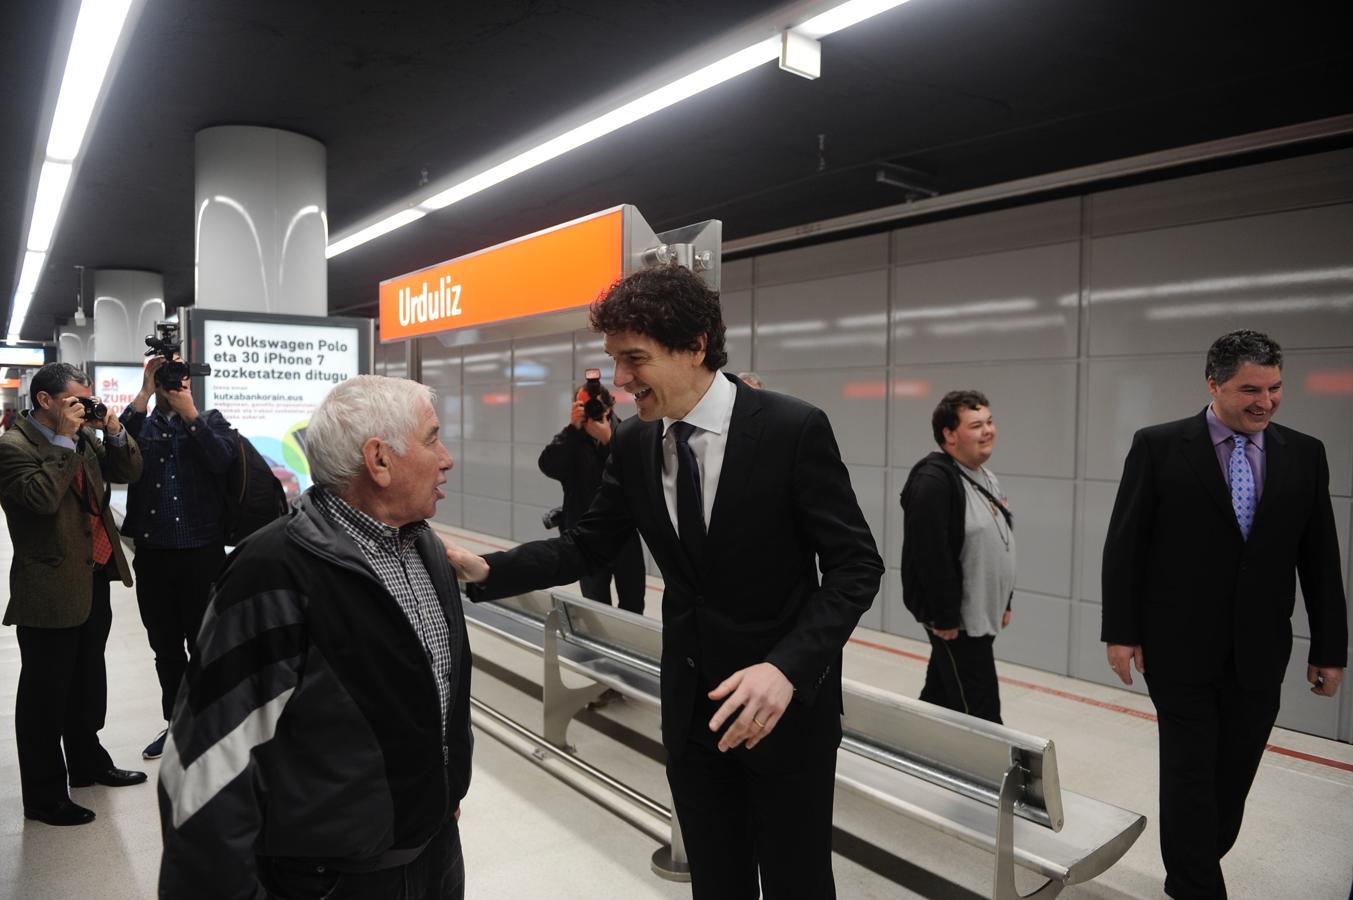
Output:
[1101, 330, 1347, 899]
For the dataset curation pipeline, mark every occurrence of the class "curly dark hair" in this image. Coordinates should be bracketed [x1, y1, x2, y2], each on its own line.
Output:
[931, 389, 990, 447]
[589, 265, 727, 371]
[30, 362, 90, 405]
[1205, 329, 1283, 384]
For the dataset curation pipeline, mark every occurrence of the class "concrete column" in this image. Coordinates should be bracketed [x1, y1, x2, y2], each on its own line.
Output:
[57, 320, 95, 366]
[195, 126, 327, 315]
[93, 269, 165, 362]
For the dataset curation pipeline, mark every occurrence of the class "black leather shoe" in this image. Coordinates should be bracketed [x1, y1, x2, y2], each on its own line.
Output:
[24, 799, 96, 826]
[69, 767, 148, 788]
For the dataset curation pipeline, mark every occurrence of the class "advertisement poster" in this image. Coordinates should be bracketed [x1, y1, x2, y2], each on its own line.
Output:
[189, 311, 372, 496]
[89, 361, 155, 417]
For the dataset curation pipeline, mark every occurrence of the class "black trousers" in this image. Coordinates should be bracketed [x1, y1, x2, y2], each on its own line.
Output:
[1146, 669, 1281, 900]
[261, 816, 464, 900]
[14, 567, 116, 808]
[666, 696, 838, 900]
[919, 631, 1002, 724]
[578, 533, 646, 614]
[133, 544, 226, 721]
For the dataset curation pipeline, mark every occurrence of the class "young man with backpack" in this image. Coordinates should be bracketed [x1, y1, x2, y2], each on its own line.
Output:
[899, 390, 1015, 724]
[119, 355, 238, 760]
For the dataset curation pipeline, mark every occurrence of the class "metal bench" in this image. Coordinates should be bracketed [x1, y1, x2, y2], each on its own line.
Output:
[463, 591, 1145, 898]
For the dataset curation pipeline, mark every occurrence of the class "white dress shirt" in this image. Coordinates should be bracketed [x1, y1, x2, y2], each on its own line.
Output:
[661, 372, 736, 535]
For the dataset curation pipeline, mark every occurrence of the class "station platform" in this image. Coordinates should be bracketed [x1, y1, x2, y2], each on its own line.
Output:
[2, 513, 1350, 899]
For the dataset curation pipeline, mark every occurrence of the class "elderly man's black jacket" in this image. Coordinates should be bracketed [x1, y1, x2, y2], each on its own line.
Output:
[474, 374, 884, 756]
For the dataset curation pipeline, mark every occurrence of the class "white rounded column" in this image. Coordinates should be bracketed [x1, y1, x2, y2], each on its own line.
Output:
[195, 126, 327, 316]
[93, 269, 165, 361]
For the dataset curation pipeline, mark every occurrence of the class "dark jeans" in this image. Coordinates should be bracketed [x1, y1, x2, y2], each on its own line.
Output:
[14, 567, 116, 808]
[919, 630, 1002, 723]
[1147, 670, 1281, 900]
[261, 817, 464, 900]
[666, 697, 838, 900]
[133, 544, 226, 721]
[578, 534, 646, 614]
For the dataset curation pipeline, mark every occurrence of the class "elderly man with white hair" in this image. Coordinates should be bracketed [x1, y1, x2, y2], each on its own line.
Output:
[157, 375, 470, 900]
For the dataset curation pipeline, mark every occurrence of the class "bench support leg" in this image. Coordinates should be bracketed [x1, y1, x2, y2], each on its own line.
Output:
[542, 609, 606, 751]
[993, 762, 1064, 900]
[650, 811, 692, 882]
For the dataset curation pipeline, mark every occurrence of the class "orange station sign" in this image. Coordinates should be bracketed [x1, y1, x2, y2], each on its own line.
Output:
[379, 207, 625, 341]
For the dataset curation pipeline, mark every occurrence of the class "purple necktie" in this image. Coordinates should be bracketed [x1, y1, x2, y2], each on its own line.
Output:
[1229, 434, 1256, 540]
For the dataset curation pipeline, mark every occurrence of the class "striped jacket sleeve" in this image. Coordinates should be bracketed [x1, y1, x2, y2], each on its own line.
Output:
[157, 581, 308, 900]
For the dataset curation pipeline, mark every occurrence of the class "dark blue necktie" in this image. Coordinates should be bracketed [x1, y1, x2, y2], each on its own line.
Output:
[670, 421, 706, 564]
[1229, 434, 1256, 540]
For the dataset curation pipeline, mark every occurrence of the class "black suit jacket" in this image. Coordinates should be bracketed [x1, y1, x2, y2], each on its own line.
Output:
[1101, 409, 1347, 689]
[474, 374, 884, 754]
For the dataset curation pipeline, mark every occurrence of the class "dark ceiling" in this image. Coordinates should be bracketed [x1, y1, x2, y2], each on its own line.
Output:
[4, 0, 1352, 341]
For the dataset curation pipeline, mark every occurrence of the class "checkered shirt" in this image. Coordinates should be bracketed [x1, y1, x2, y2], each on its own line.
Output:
[313, 487, 458, 733]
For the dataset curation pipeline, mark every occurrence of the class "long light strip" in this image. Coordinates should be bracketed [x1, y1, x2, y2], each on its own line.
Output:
[7, 0, 136, 341]
[326, 0, 914, 258]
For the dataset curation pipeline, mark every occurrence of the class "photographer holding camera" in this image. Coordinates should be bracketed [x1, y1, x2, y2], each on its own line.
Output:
[1, 363, 146, 826]
[120, 332, 237, 762]
[538, 372, 646, 614]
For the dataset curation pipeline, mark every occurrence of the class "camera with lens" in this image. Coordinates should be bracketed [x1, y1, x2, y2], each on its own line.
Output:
[541, 506, 564, 530]
[75, 396, 108, 423]
[579, 368, 606, 422]
[145, 321, 212, 391]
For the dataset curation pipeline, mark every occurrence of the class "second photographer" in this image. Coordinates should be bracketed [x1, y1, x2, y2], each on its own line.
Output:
[120, 350, 237, 761]
[538, 373, 646, 614]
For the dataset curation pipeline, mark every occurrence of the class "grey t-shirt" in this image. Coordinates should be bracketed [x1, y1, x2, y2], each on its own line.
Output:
[956, 463, 1017, 637]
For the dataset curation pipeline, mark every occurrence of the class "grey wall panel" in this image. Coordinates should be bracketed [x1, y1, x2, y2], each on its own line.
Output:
[460, 440, 511, 500]
[892, 198, 1081, 266]
[1270, 350, 1353, 497]
[1276, 637, 1339, 739]
[462, 383, 513, 442]
[1292, 496, 1351, 641]
[1077, 479, 1119, 605]
[754, 270, 888, 371]
[765, 368, 887, 466]
[724, 258, 753, 292]
[1088, 148, 1353, 237]
[512, 502, 556, 544]
[997, 591, 1070, 675]
[891, 361, 1078, 477]
[432, 493, 462, 528]
[882, 574, 927, 641]
[1069, 600, 1147, 696]
[513, 443, 560, 508]
[1086, 204, 1353, 357]
[721, 289, 753, 374]
[885, 468, 907, 570]
[462, 495, 510, 539]
[461, 340, 512, 385]
[513, 381, 573, 446]
[845, 465, 887, 561]
[892, 242, 1080, 365]
[444, 440, 463, 494]
[857, 596, 884, 632]
[512, 334, 575, 383]
[755, 233, 888, 286]
[432, 390, 463, 443]
[1084, 356, 1204, 482]
[574, 332, 614, 384]
[376, 340, 407, 378]
[1002, 474, 1075, 599]
[418, 338, 462, 387]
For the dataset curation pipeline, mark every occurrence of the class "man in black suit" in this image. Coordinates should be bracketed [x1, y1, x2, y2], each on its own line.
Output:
[446, 265, 883, 899]
[1101, 330, 1346, 899]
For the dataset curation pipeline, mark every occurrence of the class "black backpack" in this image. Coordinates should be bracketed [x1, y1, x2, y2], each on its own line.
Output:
[221, 430, 290, 545]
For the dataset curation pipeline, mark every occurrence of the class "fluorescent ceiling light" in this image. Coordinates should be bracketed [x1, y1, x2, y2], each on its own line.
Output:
[797, 0, 914, 39]
[7, 294, 34, 341]
[46, 0, 135, 161]
[328, 0, 917, 257]
[16, 252, 46, 297]
[27, 161, 74, 253]
[780, 31, 822, 79]
[326, 208, 426, 259]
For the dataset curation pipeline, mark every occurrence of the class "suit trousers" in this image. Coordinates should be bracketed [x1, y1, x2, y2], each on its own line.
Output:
[666, 695, 838, 900]
[133, 544, 226, 721]
[260, 816, 464, 900]
[919, 631, 1002, 724]
[1146, 668, 1281, 900]
[14, 566, 116, 808]
[577, 533, 647, 614]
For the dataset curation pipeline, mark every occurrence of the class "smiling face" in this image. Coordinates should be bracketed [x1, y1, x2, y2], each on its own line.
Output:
[1208, 362, 1282, 435]
[384, 399, 453, 525]
[603, 330, 712, 422]
[942, 405, 996, 469]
